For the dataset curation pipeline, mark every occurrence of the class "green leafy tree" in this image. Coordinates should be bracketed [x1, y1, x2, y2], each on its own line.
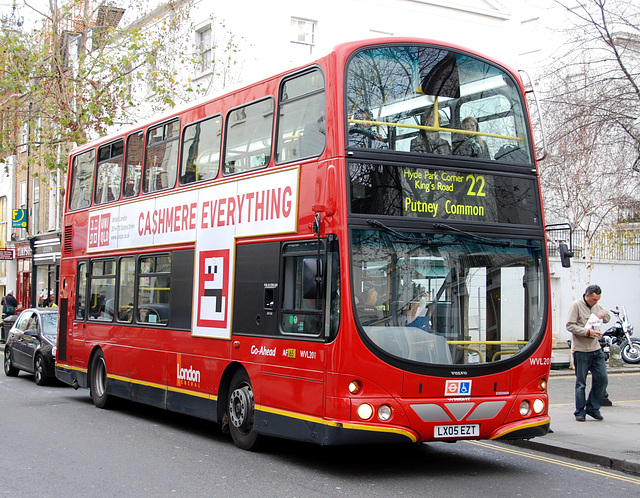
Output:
[1, 0, 242, 175]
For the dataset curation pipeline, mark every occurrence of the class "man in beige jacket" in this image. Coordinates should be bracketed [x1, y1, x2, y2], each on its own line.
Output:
[566, 284, 610, 422]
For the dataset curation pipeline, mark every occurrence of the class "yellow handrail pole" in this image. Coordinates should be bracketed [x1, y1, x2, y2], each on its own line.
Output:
[347, 119, 523, 142]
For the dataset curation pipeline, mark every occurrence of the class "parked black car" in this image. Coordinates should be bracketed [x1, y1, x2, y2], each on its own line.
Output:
[3, 308, 58, 385]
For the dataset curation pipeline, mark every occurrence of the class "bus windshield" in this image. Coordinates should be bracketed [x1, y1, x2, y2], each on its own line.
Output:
[351, 228, 545, 366]
[346, 44, 532, 164]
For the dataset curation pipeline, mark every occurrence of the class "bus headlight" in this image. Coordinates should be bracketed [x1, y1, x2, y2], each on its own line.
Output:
[533, 398, 545, 414]
[519, 400, 531, 416]
[377, 404, 392, 421]
[357, 403, 374, 420]
[348, 380, 362, 394]
[538, 378, 547, 391]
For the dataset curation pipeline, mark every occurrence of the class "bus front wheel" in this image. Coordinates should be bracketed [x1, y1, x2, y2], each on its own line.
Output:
[227, 369, 260, 450]
[90, 350, 112, 409]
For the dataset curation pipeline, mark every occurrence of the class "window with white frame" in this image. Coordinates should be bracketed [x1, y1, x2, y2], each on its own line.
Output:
[0, 196, 6, 247]
[34, 115, 41, 147]
[33, 179, 39, 234]
[20, 181, 26, 208]
[48, 170, 59, 231]
[291, 17, 315, 47]
[0, 196, 5, 278]
[196, 25, 213, 73]
[20, 122, 28, 153]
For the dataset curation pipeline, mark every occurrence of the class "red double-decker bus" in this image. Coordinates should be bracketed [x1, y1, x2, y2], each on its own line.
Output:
[56, 37, 552, 450]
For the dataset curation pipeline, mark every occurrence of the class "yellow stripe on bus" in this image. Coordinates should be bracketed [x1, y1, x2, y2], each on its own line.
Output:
[256, 404, 418, 442]
[490, 418, 549, 439]
[56, 363, 88, 374]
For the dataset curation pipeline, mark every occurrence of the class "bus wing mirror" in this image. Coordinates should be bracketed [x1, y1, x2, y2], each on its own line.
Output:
[559, 242, 573, 268]
[302, 258, 323, 299]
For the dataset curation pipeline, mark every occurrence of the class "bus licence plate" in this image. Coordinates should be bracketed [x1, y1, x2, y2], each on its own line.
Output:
[434, 424, 479, 438]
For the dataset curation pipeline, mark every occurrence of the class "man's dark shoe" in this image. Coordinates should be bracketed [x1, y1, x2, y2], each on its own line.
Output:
[575, 414, 586, 422]
[601, 398, 613, 407]
[586, 411, 603, 420]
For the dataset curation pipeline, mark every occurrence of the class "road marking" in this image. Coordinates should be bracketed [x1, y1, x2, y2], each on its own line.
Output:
[465, 440, 640, 485]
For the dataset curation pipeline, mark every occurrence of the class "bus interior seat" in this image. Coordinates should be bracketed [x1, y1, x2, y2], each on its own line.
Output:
[494, 144, 528, 163]
[299, 119, 326, 157]
[357, 306, 382, 326]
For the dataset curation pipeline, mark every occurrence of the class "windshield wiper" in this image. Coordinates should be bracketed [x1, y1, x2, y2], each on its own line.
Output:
[367, 219, 434, 244]
[433, 223, 536, 248]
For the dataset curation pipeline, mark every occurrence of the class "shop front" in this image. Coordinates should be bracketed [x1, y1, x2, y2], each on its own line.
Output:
[15, 242, 32, 309]
[31, 232, 61, 308]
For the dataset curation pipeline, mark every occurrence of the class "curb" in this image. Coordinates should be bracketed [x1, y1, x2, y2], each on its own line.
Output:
[505, 438, 640, 477]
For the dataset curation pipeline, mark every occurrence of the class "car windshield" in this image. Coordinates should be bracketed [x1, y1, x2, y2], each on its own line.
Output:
[40, 313, 58, 338]
[351, 228, 545, 366]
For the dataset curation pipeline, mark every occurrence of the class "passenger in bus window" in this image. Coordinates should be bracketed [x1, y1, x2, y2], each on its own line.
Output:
[452, 116, 489, 159]
[348, 110, 386, 149]
[299, 113, 326, 157]
[100, 299, 115, 320]
[410, 108, 451, 155]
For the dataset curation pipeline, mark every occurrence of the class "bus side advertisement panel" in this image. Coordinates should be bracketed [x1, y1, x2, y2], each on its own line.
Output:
[85, 167, 300, 340]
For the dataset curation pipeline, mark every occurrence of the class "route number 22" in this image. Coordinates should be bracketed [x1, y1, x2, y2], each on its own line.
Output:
[466, 174, 486, 197]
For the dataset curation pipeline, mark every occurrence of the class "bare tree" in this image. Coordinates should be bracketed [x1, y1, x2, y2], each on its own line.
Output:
[538, 0, 640, 286]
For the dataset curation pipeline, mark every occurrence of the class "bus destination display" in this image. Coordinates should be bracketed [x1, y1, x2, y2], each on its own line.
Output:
[349, 163, 541, 226]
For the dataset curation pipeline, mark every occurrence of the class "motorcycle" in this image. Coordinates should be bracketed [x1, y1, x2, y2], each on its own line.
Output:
[599, 306, 640, 364]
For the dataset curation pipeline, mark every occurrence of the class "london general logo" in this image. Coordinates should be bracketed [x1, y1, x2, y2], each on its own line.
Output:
[445, 379, 472, 396]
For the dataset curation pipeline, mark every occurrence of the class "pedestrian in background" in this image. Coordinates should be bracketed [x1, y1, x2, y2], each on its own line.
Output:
[566, 284, 610, 422]
[2, 290, 18, 317]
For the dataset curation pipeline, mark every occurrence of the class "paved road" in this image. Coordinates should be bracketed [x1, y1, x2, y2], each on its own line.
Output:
[2, 351, 640, 496]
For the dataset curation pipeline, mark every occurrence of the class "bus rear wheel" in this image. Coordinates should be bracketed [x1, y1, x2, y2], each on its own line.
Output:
[227, 369, 260, 450]
[90, 350, 112, 409]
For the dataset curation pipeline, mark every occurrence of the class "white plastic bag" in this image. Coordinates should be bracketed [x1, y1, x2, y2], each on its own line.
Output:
[585, 313, 602, 331]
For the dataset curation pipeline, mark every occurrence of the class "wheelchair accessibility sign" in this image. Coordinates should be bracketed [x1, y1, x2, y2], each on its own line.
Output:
[445, 379, 472, 396]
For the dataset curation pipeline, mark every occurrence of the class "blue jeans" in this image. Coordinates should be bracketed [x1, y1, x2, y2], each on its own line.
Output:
[573, 349, 608, 416]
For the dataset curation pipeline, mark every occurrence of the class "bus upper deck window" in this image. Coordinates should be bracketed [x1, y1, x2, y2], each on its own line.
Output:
[69, 149, 96, 211]
[345, 45, 532, 164]
[95, 139, 124, 205]
[180, 116, 222, 184]
[124, 131, 143, 198]
[144, 120, 179, 193]
[224, 98, 274, 175]
[276, 69, 326, 164]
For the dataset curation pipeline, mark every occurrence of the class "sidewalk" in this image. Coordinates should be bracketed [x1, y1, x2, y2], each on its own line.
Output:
[507, 347, 640, 476]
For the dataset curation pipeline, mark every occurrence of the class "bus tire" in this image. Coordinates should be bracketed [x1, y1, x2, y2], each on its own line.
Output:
[90, 350, 112, 409]
[227, 369, 260, 450]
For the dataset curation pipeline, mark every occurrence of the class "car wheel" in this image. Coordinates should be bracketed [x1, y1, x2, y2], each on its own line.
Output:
[4, 347, 19, 377]
[90, 350, 112, 409]
[34, 354, 48, 386]
[227, 369, 261, 451]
